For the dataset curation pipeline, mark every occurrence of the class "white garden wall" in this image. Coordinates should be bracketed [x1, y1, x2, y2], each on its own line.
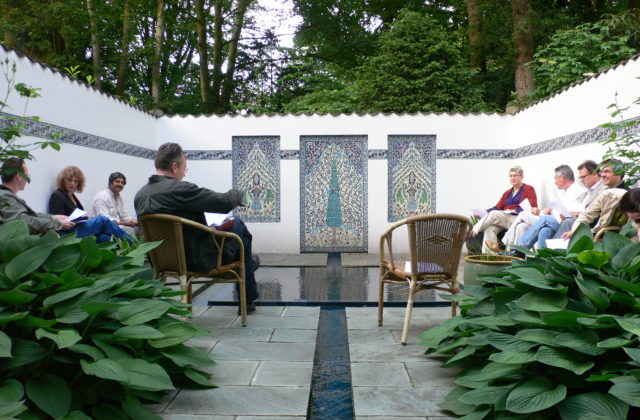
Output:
[2, 45, 639, 254]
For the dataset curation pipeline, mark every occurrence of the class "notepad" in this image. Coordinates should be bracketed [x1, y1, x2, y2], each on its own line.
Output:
[68, 208, 87, 221]
[204, 211, 233, 227]
[545, 238, 569, 250]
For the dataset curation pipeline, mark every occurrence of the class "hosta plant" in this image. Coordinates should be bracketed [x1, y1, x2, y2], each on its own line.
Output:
[421, 223, 640, 419]
[0, 220, 215, 419]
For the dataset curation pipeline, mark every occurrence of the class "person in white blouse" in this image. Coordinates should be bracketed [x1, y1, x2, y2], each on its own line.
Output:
[91, 172, 138, 236]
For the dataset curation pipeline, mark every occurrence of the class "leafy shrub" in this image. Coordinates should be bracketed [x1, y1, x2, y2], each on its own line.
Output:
[0, 220, 215, 419]
[422, 223, 640, 419]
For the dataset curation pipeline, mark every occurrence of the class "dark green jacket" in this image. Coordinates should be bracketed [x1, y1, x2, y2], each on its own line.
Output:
[134, 175, 242, 273]
[0, 185, 63, 233]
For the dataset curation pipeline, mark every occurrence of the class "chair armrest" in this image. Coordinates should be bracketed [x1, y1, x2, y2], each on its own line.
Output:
[176, 217, 245, 268]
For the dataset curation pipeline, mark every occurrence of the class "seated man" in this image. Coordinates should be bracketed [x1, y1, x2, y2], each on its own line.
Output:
[619, 189, 640, 241]
[561, 159, 629, 241]
[91, 172, 138, 236]
[468, 165, 538, 254]
[0, 158, 74, 232]
[495, 164, 584, 252]
[134, 143, 259, 313]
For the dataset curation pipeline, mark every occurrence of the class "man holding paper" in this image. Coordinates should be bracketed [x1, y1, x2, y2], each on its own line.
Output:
[134, 143, 259, 313]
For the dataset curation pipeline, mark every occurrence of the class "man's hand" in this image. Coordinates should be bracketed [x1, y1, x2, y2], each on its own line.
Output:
[53, 215, 75, 230]
[531, 207, 540, 216]
[120, 219, 138, 227]
[543, 207, 552, 215]
[561, 231, 572, 240]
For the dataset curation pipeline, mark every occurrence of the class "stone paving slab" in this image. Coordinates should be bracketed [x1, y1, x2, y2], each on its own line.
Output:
[213, 341, 316, 361]
[404, 362, 460, 387]
[349, 342, 430, 363]
[231, 315, 319, 329]
[208, 327, 274, 342]
[282, 306, 321, 316]
[271, 328, 317, 343]
[203, 360, 258, 385]
[189, 315, 238, 328]
[165, 386, 310, 416]
[348, 329, 397, 344]
[351, 362, 411, 386]
[252, 361, 313, 386]
[258, 253, 327, 266]
[352, 386, 453, 417]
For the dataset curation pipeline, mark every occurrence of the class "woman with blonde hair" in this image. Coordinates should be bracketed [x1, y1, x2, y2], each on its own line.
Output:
[49, 166, 132, 243]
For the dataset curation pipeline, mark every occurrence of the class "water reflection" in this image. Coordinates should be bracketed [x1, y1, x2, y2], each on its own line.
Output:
[194, 266, 447, 306]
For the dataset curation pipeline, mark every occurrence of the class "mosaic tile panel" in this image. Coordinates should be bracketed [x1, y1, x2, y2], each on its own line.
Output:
[232, 136, 280, 222]
[300, 135, 367, 253]
[388, 135, 437, 222]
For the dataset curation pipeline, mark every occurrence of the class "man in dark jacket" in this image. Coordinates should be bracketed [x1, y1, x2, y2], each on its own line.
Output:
[134, 143, 259, 312]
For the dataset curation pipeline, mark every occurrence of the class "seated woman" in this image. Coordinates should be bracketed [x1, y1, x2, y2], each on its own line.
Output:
[48, 166, 132, 243]
[468, 166, 538, 254]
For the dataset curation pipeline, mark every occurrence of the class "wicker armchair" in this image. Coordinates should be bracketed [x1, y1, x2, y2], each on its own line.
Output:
[378, 213, 471, 345]
[139, 214, 248, 326]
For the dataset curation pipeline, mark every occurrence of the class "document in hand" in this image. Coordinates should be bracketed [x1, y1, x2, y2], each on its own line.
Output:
[548, 188, 572, 222]
[204, 211, 234, 229]
[519, 198, 532, 212]
[68, 208, 87, 221]
[545, 238, 569, 250]
[470, 208, 488, 218]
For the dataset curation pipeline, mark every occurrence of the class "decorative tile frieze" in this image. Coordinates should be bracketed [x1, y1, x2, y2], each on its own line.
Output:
[368, 149, 388, 159]
[300, 135, 368, 253]
[388, 135, 437, 222]
[232, 136, 280, 223]
[185, 150, 232, 160]
[281, 150, 299, 159]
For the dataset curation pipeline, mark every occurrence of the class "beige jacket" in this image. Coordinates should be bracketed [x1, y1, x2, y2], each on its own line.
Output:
[570, 188, 628, 234]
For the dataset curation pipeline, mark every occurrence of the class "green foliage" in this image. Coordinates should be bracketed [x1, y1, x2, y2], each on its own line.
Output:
[531, 22, 637, 99]
[600, 92, 640, 187]
[422, 223, 640, 418]
[0, 220, 215, 418]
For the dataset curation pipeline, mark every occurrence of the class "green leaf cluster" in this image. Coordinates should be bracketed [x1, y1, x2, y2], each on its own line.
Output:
[422, 223, 640, 419]
[0, 220, 215, 419]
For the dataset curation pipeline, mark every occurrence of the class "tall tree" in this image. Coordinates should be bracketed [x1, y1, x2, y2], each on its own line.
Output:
[151, 0, 165, 106]
[467, 0, 485, 71]
[511, 0, 535, 99]
[194, 0, 211, 107]
[219, 0, 252, 110]
[86, 0, 102, 88]
[116, 0, 132, 96]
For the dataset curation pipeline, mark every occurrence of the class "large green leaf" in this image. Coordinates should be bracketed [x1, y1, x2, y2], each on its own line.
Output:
[5, 241, 55, 281]
[489, 351, 537, 364]
[80, 359, 129, 382]
[149, 321, 198, 348]
[0, 400, 27, 417]
[437, 387, 476, 415]
[121, 395, 163, 420]
[117, 299, 171, 325]
[484, 332, 537, 352]
[623, 347, 640, 363]
[515, 329, 557, 346]
[577, 250, 610, 268]
[26, 374, 71, 418]
[420, 317, 466, 349]
[161, 345, 215, 367]
[534, 346, 594, 375]
[15, 314, 57, 328]
[506, 376, 566, 413]
[79, 236, 102, 268]
[567, 224, 594, 254]
[615, 318, 640, 336]
[558, 392, 628, 420]
[554, 331, 604, 356]
[2, 338, 47, 369]
[35, 328, 82, 349]
[609, 380, 640, 406]
[42, 244, 81, 272]
[117, 358, 175, 391]
[114, 325, 165, 340]
[597, 336, 632, 349]
[0, 378, 23, 403]
[42, 287, 89, 308]
[0, 220, 29, 241]
[123, 241, 162, 267]
[515, 291, 567, 313]
[464, 362, 523, 382]
[611, 243, 640, 271]
[542, 310, 590, 327]
[0, 330, 11, 357]
[459, 384, 515, 405]
[575, 274, 609, 310]
[183, 367, 216, 387]
[68, 344, 104, 361]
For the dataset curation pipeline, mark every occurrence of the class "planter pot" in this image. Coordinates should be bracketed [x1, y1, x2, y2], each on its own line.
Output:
[463, 254, 521, 288]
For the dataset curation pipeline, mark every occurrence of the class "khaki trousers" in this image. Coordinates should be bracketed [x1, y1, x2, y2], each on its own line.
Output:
[472, 211, 517, 253]
[502, 211, 540, 248]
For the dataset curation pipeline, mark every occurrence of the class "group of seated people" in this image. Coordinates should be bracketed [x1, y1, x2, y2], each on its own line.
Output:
[468, 159, 640, 257]
[0, 144, 260, 313]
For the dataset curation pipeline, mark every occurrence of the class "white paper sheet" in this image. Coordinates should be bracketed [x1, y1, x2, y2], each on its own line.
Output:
[545, 238, 569, 250]
[68, 208, 87, 221]
[519, 198, 532, 212]
[471, 208, 488, 218]
[204, 211, 233, 227]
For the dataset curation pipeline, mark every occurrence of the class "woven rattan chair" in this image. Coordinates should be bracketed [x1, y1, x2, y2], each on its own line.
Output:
[140, 214, 248, 326]
[378, 213, 471, 345]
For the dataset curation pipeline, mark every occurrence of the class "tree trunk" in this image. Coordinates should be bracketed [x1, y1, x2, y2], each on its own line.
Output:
[116, 0, 132, 96]
[220, 0, 252, 111]
[511, 0, 535, 99]
[86, 0, 102, 89]
[211, 0, 224, 110]
[467, 0, 485, 72]
[195, 0, 211, 110]
[151, 0, 165, 106]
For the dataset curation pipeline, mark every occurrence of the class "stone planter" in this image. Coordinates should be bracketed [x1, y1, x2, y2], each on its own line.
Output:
[463, 254, 521, 288]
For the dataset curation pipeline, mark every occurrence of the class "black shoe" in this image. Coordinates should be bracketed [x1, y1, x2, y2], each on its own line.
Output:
[252, 255, 260, 272]
[238, 303, 256, 315]
[507, 249, 526, 259]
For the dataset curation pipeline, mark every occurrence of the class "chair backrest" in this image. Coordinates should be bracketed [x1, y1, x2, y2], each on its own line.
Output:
[405, 213, 471, 276]
[139, 214, 189, 277]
